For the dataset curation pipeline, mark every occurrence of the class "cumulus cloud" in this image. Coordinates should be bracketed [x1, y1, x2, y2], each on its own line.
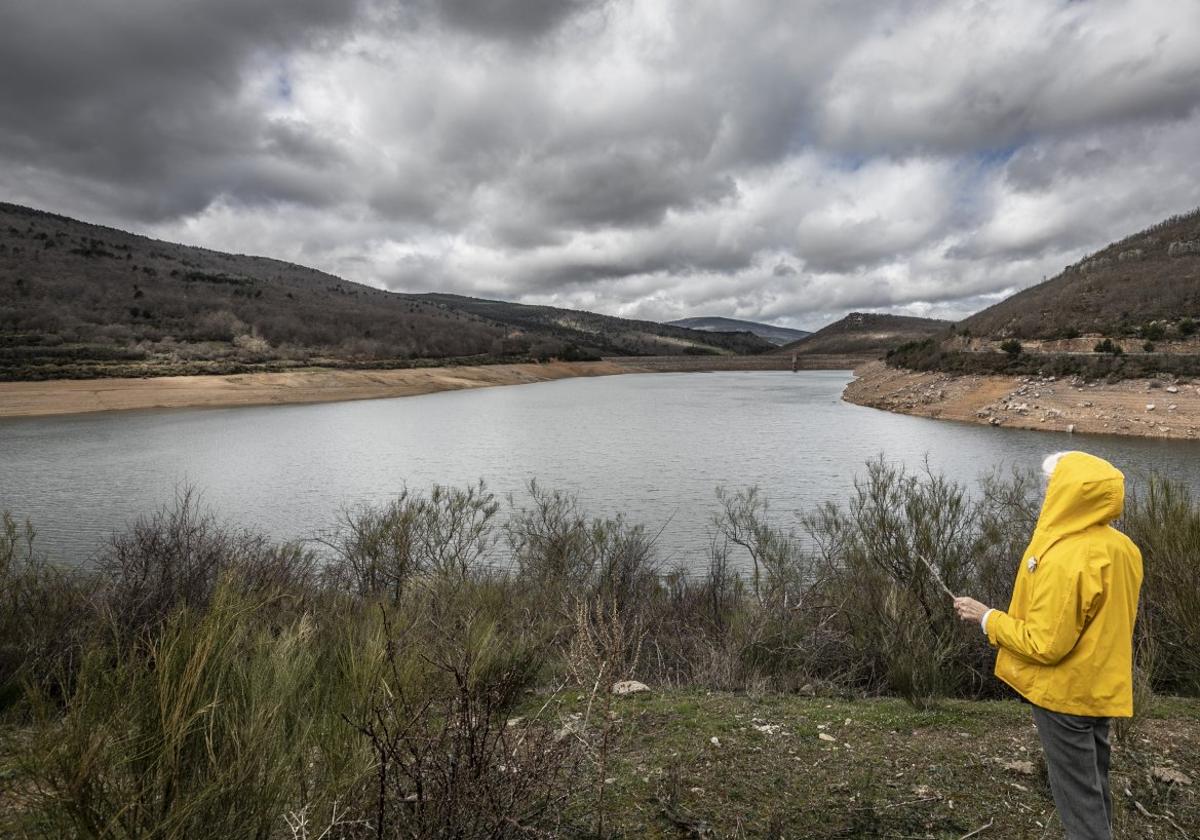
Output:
[1, 0, 1198, 330]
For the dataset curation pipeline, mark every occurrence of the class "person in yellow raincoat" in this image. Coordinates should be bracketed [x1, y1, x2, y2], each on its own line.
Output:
[953, 451, 1143, 840]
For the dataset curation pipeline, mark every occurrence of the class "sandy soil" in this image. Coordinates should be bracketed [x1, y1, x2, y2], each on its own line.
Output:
[844, 360, 1200, 440]
[0, 361, 643, 418]
[0, 353, 858, 419]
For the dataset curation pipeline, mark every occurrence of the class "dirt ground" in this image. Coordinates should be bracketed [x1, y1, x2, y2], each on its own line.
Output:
[844, 361, 1200, 441]
[0, 354, 858, 419]
[0, 361, 637, 418]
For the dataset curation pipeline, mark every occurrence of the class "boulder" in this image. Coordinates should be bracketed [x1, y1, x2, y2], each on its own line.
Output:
[612, 680, 651, 696]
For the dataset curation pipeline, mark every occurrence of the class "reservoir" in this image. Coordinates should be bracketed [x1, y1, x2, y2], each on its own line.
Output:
[2, 370, 1198, 566]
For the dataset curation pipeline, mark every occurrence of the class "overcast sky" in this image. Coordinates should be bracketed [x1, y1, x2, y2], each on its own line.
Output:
[3, 0, 1199, 330]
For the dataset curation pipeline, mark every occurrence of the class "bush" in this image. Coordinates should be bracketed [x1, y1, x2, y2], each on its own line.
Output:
[1122, 477, 1200, 694]
[324, 482, 498, 602]
[23, 583, 376, 838]
[97, 487, 318, 642]
[1000, 339, 1023, 356]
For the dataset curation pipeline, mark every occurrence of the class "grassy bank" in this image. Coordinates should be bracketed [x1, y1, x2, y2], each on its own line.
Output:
[2, 462, 1198, 837]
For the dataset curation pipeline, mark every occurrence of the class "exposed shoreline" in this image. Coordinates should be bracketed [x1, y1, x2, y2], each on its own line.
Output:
[0, 354, 838, 419]
[0, 361, 644, 419]
[843, 360, 1200, 441]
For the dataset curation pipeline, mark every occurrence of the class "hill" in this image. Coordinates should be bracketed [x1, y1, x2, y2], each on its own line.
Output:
[0, 203, 769, 380]
[959, 207, 1200, 339]
[415, 294, 775, 358]
[884, 208, 1200, 382]
[774, 312, 952, 357]
[665, 316, 810, 346]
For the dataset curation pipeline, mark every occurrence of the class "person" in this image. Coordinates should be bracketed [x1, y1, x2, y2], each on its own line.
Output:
[953, 451, 1143, 840]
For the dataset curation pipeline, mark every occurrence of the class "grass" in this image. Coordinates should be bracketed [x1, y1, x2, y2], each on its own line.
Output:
[6, 689, 1198, 838]
[543, 691, 1200, 839]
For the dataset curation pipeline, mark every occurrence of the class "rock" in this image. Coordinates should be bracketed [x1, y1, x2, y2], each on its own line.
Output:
[1067, 424, 1075, 434]
[710, 736, 721, 747]
[818, 733, 836, 742]
[1151, 767, 1192, 786]
[1147, 404, 1156, 411]
[989, 417, 1001, 426]
[506, 716, 525, 728]
[611, 680, 650, 695]
[1169, 404, 1178, 411]
[1166, 386, 1179, 393]
[1002, 760, 1037, 775]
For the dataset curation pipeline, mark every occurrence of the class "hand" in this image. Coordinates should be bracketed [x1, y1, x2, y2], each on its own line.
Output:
[954, 596, 989, 624]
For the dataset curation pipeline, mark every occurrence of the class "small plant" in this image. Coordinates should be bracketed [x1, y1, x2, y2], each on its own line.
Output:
[1140, 322, 1166, 341]
[999, 338, 1023, 356]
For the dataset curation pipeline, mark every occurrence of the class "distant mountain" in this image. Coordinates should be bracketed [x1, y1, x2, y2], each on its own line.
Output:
[774, 312, 952, 357]
[959, 207, 1200, 339]
[0, 203, 771, 380]
[666, 316, 810, 346]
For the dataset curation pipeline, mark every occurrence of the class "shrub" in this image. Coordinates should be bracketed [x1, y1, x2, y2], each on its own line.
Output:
[97, 488, 318, 642]
[1000, 339, 1023, 356]
[324, 482, 499, 601]
[23, 583, 375, 838]
[1122, 477, 1200, 694]
[351, 586, 577, 839]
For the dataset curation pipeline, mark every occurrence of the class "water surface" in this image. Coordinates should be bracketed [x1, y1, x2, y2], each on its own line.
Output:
[2, 371, 1197, 566]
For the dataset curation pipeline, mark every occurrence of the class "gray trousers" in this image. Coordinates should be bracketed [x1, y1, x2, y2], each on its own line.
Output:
[1031, 705, 1112, 840]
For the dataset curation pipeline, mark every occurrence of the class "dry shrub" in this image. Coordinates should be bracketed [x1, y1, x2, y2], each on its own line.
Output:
[325, 482, 498, 602]
[97, 487, 319, 641]
[1121, 476, 1200, 694]
[351, 583, 576, 839]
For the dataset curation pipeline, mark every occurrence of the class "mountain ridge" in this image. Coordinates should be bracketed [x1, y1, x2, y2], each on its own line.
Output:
[666, 316, 810, 346]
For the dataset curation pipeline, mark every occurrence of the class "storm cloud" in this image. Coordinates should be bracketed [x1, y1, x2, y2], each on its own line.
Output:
[3, 0, 1199, 329]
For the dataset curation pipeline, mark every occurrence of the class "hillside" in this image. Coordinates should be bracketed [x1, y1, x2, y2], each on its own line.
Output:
[416, 294, 775, 358]
[0, 203, 768, 380]
[666, 316, 810, 346]
[959, 207, 1200, 339]
[775, 312, 952, 357]
[883, 208, 1200, 382]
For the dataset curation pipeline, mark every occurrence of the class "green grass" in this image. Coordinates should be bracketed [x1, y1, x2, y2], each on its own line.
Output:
[538, 691, 1200, 839]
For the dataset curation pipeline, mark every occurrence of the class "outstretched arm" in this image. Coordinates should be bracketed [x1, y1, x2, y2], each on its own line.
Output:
[985, 552, 1104, 665]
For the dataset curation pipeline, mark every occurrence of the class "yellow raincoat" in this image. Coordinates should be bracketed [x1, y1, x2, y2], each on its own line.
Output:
[987, 452, 1143, 717]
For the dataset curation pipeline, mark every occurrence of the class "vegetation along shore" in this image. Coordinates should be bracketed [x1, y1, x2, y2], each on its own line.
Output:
[2, 463, 1198, 837]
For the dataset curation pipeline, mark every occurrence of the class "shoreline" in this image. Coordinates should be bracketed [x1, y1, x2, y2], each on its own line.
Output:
[0, 355, 831, 419]
[0, 361, 638, 419]
[843, 361, 1200, 441]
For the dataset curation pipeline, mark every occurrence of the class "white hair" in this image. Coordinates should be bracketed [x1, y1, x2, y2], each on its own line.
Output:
[1042, 451, 1076, 477]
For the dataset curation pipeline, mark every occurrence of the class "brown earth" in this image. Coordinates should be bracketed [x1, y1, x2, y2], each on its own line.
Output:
[845, 361, 1200, 440]
[0, 354, 846, 419]
[0, 361, 639, 418]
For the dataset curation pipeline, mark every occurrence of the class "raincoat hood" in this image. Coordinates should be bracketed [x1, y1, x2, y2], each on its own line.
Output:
[1023, 451, 1125, 567]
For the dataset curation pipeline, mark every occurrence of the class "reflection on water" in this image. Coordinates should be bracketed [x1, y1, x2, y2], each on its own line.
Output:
[2, 371, 1198, 565]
